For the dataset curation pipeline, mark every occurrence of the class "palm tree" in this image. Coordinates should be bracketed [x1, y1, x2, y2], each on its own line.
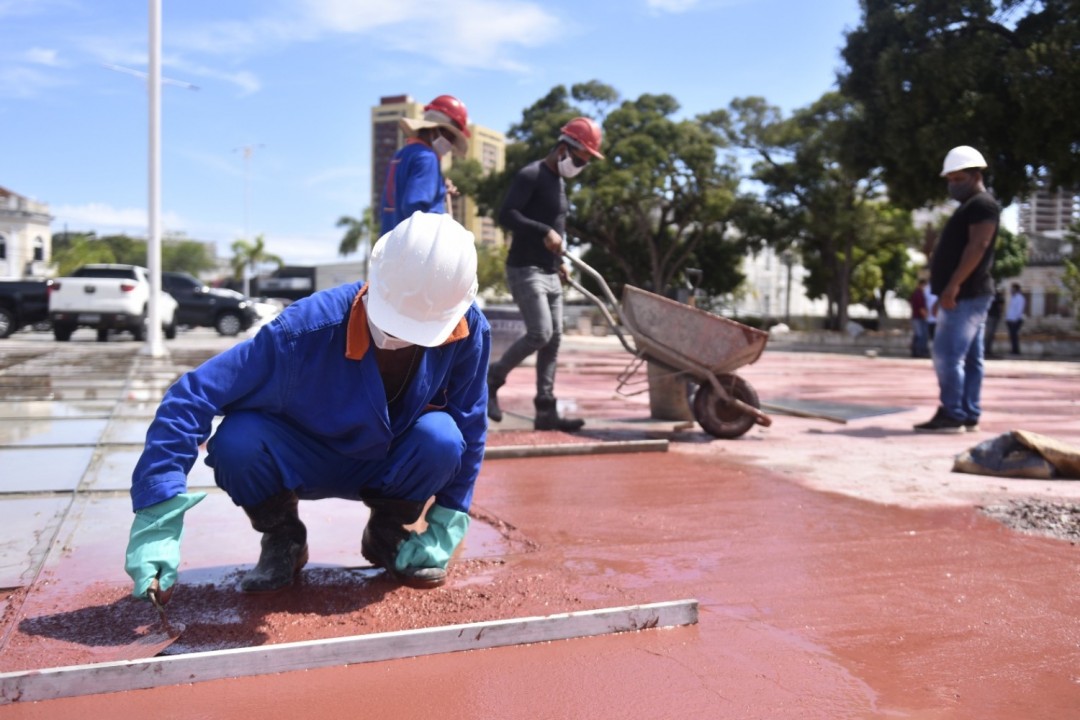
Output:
[336, 211, 371, 258]
[231, 234, 283, 297]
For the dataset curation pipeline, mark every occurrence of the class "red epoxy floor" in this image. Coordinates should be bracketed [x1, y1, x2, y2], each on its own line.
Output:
[1, 332, 1079, 718]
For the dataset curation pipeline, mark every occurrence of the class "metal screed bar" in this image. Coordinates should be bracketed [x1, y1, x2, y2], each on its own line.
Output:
[0, 599, 698, 705]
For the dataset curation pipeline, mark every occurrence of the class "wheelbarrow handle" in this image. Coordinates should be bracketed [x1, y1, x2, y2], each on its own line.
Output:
[562, 254, 637, 355]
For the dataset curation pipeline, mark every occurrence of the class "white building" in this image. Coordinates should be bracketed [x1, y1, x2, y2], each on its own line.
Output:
[0, 186, 51, 278]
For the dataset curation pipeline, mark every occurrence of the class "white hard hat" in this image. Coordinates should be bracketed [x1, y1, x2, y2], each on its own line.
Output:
[366, 212, 478, 347]
[941, 146, 987, 176]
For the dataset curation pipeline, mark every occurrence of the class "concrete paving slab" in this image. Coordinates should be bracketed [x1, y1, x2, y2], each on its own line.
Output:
[0, 418, 108, 447]
[0, 400, 114, 419]
[81, 447, 217, 492]
[0, 496, 71, 588]
[0, 447, 94, 493]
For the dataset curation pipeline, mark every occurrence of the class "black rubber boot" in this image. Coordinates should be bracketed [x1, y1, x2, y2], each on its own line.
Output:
[487, 368, 504, 422]
[361, 498, 447, 589]
[534, 397, 585, 432]
[240, 491, 309, 593]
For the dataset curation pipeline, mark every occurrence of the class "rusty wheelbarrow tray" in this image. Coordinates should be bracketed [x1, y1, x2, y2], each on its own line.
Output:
[564, 254, 770, 439]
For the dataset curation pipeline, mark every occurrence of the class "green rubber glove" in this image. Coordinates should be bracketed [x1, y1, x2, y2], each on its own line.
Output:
[394, 504, 470, 572]
[124, 492, 206, 599]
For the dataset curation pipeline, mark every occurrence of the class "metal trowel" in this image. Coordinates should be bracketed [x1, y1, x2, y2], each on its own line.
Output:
[113, 579, 185, 661]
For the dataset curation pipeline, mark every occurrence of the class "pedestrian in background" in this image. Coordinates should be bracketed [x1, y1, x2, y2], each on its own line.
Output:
[125, 213, 489, 601]
[925, 284, 939, 343]
[909, 278, 930, 358]
[379, 95, 470, 235]
[486, 117, 604, 432]
[984, 287, 1004, 358]
[914, 146, 999, 434]
[1006, 282, 1025, 355]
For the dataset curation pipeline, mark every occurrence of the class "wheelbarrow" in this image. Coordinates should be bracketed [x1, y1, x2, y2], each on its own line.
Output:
[563, 253, 771, 439]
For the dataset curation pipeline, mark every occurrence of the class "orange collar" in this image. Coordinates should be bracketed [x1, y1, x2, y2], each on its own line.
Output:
[345, 285, 469, 360]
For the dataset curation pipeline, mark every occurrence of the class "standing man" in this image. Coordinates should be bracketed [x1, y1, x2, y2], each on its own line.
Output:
[486, 117, 604, 431]
[914, 146, 1000, 433]
[1006, 282, 1025, 355]
[125, 212, 489, 600]
[380, 95, 470, 235]
[909, 277, 929, 358]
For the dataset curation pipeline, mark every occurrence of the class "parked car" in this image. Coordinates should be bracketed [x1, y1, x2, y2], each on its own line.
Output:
[49, 264, 178, 342]
[0, 278, 52, 339]
[161, 271, 261, 336]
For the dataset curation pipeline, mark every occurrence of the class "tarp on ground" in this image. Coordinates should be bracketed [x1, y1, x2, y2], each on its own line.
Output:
[953, 430, 1080, 480]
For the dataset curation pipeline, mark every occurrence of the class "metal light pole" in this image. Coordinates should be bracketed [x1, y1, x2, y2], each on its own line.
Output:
[142, 0, 165, 358]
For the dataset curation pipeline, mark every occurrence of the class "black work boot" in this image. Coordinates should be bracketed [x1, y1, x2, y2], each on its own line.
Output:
[240, 491, 309, 593]
[534, 397, 585, 432]
[361, 498, 447, 589]
[487, 368, 504, 422]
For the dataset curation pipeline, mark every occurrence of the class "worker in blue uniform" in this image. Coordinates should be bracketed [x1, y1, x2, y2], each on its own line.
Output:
[125, 212, 489, 598]
[380, 94, 470, 235]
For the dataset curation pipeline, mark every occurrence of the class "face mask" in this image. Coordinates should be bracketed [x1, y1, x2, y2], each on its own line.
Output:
[363, 295, 415, 350]
[432, 134, 454, 157]
[368, 318, 414, 350]
[947, 177, 977, 202]
[558, 152, 585, 178]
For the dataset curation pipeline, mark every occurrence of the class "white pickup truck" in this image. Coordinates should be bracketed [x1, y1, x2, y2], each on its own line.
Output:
[49, 264, 178, 342]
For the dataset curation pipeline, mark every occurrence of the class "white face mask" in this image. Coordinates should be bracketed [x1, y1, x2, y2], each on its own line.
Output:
[432, 135, 454, 157]
[558, 151, 585, 178]
[363, 295, 415, 350]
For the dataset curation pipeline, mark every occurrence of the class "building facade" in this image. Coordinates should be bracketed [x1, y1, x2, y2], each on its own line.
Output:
[1018, 186, 1078, 238]
[0, 186, 51, 279]
[369, 94, 505, 246]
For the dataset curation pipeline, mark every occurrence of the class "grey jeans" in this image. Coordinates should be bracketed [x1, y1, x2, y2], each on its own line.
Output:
[490, 265, 563, 401]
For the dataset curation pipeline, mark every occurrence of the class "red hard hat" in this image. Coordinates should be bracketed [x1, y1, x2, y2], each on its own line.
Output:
[425, 95, 471, 138]
[560, 117, 604, 159]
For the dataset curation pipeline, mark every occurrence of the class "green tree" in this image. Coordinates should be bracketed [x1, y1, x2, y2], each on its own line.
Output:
[991, 227, 1028, 283]
[337, 208, 375, 258]
[840, 0, 1080, 208]
[162, 235, 217, 276]
[1062, 221, 1080, 328]
[231, 234, 283, 297]
[473, 82, 751, 299]
[51, 234, 115, 276]
[725, 93, 919, 329]
[476, 241, 509, 297]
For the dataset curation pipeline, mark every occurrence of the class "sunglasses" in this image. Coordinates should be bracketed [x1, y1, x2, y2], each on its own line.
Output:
[567, 150, 589, 168]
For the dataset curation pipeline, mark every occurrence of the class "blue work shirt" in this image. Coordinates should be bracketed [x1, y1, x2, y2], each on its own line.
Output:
[380, 140, 447, 235]
[130, 282, 489, 514]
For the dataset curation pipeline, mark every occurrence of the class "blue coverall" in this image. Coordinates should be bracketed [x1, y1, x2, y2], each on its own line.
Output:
[380, 140, 447, 235]
[130, 283, 490, 513]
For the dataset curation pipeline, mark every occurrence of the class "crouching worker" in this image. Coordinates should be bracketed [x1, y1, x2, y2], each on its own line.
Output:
[125, 212, 489, 600]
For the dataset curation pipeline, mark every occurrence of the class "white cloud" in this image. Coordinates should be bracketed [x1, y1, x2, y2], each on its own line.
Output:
[169, 0, 561, 73]
[645, 0, 701, 12]
[23, 47, 62, 66]
[303, 166, 366, 187]
[0, 65, 64, 99]
[52, 202, 184, 235]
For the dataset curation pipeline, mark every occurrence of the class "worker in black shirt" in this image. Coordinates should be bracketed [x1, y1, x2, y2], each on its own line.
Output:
[486, 117, 604, 431]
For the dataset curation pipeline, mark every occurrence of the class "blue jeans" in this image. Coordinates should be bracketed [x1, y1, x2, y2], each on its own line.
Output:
[490, 265, 563, 401]
[932, 295, 993, 422]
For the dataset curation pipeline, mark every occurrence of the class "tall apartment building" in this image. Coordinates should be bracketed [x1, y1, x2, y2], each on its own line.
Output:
[0, 186, 51, 279]
[1018, 185, 1078, 238]
[370, 94, 505, 247]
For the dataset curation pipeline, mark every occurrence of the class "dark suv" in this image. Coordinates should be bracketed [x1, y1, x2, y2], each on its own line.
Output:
[162, 271, 260, 336]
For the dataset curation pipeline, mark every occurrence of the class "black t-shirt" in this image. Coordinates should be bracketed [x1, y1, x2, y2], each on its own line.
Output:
[930, 191, 999, 298]
[498, 160, 566, 273]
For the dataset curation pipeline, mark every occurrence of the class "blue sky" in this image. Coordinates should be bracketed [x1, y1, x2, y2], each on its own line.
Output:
[2, 0, 874, 267]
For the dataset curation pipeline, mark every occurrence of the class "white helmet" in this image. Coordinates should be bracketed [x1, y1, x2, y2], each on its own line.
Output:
[941, 146, 987, 176]
[366, 211, 478, 347]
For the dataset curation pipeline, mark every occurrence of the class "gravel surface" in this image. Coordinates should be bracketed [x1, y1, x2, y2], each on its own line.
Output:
[979, 499, 1080, 543]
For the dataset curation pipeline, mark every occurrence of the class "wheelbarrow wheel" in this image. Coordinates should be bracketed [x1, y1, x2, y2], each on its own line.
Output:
[693, 373, 759, 439]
